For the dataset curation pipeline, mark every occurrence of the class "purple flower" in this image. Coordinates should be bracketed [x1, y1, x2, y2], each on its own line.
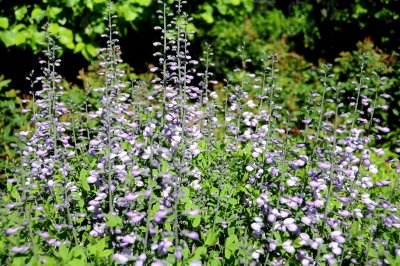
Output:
[301, 216, 313, 226]
[125, 193, 140, 201]
[282, 240, 295, 253]
[376, 126, 390, 133]
[113, 253, 130, 264]
[11, 245, 29, 253]
[5, 227, 19, 235]
[338, 210, 350, 217]
[174, 249, 183, 260]
[318, 162, 331, 170]
[157, 238, 173, 255]
[184, 231, 199, 239]
[251, 218, 264, 233]
[268, 167, 279, 176]
[184, 209, 201, 216]
[283, 218, 298, 232]
[291, 159, 306, 169]
[121, 234, 136, 244]
[154, 209, 169, 223]
[126, 211, 145, 224]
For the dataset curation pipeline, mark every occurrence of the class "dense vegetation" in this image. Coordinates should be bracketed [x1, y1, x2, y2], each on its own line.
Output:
[0, 0, 399, 265]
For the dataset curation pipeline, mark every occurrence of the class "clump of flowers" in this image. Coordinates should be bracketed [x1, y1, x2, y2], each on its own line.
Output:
[1, 0, 399, 265]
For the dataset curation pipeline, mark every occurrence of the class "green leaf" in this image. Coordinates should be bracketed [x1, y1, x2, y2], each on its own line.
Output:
[120, 5, 140, 21]
[86, 0, 94, 10]
[192, 246, 207, 260]
[31, 7, 46, 22]
[199, 4, 214, 24]
[14, 30, 27, 45]
[70, 245, 86, 260]
[48, 23, 59, 34]
[129, 0, 152, 6]
[15, 7, 28, 21]
[49, 7, 63, 19]
[99, 249, 113, 257]
[230, 0, 241, 5]
[105, 213, 123, 228]
[11, 188, 21, 201]
[0, 79, 12, 89]
[0, 31, 16, 47]
[225, 235, 239, 251]
[0, 17, 9, 29]
[58, 244, 70, 261]
[228, 198, 237, 205]
[216, 0, 228, 15]
[85, 44, 99, 57]
[79, 169, 90, 191]
[224, 248, 232, 259]
[204, 230, 219, 246]
[58, 26, 75, 49]
[228, 226, 235, 236]
[66, 0, 80, 8]
[74, 42, 85, 54]
[192, 215, 201, 227]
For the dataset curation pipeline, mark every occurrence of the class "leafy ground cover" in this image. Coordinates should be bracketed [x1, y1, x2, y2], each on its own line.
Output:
[1, 1, 399, 265]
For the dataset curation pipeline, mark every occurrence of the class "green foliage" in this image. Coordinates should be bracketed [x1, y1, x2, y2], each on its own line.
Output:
[0, 1, 152, 59]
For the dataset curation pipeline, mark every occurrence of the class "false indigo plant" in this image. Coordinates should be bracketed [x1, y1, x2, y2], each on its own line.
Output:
[1, 1, 399, 265]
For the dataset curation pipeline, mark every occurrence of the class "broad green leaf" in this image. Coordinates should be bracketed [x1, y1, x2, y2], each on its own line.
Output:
[192, 215, 201, 227]
[31, 7, 46, 22]
[11, 187, 20, 201]
[15, 7, 28, 21]
[48, 23, 60, 34]
[228, 226, 235, 236]
[86, 0, 94, 10]
[66, 0, 80, 8]
[99, 249, 113, 257]
[14, 30, 27, 46]
[13, 23, 26, 31]
[199, 4, 214, 24]
[0, 79, 12, 90]
[0, 31, 16, 47]
[96, 238, 106, 252]
[93, 23, 105, 34]
[216, 0, 228, 15]
[228, 198, 237, 205]
[70, 245, 86, 259]
[164, 222, 172, 231]
[0, 17, 9, 29]
[58, 17, 67, 25]
[74, 42, 85, 54]
[58, 244, 70, 261]
[192, 246, 207, 260]
[49, 7, 63, 19]
[59, 26, 75, 49]
[85, 44, 99, 58]
[224, 247, 232, 259]
[225, 235, 238, 251]
[230, 0, 241, 6]
[204, 230, 219, 246]
[122, 6, 140, 21]
[129, 0, 151, 6]
[105, 213, 123, 228]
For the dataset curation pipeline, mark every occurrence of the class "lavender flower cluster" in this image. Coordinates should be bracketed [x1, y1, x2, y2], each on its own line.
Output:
[1, 1, 399, 265]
